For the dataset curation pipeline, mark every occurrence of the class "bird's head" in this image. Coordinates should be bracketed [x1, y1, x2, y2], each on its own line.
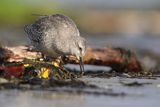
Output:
[75, 37, 87, 58]
[71, 37, 87, 74]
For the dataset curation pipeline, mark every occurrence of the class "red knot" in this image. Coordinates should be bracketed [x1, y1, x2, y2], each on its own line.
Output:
[24, 14, 87, 74]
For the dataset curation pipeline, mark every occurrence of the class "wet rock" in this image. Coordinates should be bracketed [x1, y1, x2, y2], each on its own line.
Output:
[120, 81, 152, 87]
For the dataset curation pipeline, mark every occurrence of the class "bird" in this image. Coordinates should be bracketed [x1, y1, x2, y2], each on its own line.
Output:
[24, 14, 87, 75]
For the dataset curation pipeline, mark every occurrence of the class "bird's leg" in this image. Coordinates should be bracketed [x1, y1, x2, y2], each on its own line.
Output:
[40, 53, 46, 61]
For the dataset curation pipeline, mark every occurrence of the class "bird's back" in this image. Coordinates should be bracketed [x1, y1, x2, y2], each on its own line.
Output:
[24, 14, 79, 41]
[24, 14, 80, 56]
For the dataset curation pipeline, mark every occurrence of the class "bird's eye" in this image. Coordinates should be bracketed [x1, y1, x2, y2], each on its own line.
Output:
[79, 47, 83, 54]
[79, 47, 82, 51]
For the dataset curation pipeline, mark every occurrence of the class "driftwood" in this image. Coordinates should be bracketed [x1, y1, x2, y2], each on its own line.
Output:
[68, 47, 142, 72]
[0, 46, 13, 62]
[0, 45, 142, 73]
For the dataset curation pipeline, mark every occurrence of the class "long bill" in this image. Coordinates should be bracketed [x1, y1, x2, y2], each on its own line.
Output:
[79, 56, 84, 74]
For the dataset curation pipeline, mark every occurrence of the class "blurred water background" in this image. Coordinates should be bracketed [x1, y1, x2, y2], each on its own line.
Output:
[0, 0, 160, 68]
[0, 0, 160, 53]
[0, 0, 160, 107]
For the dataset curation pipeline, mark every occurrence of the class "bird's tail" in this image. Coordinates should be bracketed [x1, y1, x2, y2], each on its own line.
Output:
[24, 25, 29, 34]
[24, 25, 33, 41]
[24, 25, 33, 36]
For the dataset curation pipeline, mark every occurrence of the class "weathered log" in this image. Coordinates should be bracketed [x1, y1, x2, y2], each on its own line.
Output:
[0, 45, 13, 62]
[85, 47, 142, 72]
[67, 47, 142, 72]
[1, 46, 142, 73]
[5, 46, 40, 62]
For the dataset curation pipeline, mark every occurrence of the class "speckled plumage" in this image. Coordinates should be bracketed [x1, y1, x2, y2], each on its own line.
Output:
[24, 14, 87, 59]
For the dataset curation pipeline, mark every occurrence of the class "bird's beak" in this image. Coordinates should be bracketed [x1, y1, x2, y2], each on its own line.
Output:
[79, 56, 84, 74]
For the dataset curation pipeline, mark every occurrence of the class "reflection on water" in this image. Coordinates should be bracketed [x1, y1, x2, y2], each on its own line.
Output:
[1, 78, 160, 107]
[0, 90, 85, 107]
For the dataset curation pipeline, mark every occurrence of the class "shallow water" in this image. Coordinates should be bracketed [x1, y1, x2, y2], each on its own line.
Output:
[0, 28, 160, 107]
[0, 78, 160, 107]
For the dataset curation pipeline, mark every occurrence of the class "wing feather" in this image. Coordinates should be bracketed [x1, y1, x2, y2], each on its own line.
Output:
[24, 16, 50, 43]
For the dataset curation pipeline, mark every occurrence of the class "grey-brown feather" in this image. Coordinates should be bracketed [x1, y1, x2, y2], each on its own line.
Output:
[24, 14, 86, 58]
